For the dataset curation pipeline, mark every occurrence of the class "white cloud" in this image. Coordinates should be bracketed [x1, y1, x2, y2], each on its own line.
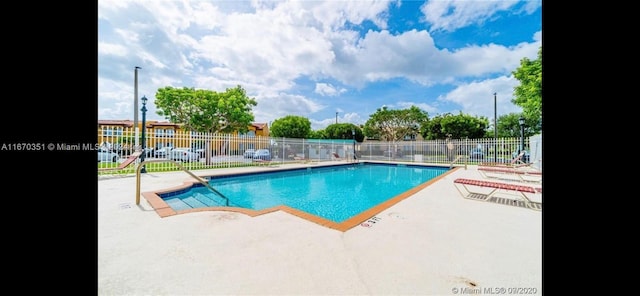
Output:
[421, 0, 527, 33]
[449, 38, 540, 76]
[306, 0, 394, 31]
[396, 101, 438, 114]
[98, 42, 128, 57]
[311, 111, 365, 130]
[315, 83, 347, 96]
[98, 0, 541, 131]
[327, 29, 443, 87]
[438, 75, 522, 120]
[253, 92, 326, 124]
[324, 28, 540, 87]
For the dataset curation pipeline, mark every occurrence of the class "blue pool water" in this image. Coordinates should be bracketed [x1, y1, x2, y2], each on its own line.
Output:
[162, 163, 449, 223]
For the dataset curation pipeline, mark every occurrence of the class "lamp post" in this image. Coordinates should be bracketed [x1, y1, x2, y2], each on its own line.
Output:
[134, 66, 141, 149]
[352, 128, 356, 161]
[336, 112, 338, 124]
[140, 95, 148, 173]
[518, 116, 525, 158]
[494, 92, 497, 162]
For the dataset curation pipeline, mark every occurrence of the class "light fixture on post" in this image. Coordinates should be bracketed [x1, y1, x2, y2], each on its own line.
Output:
[351, 128, 356, 161]
[140, 95, 148, 173]
[518, 116, 525, 158]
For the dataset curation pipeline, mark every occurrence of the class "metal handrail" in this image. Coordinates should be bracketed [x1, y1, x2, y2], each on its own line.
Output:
[450, 155, 468, 170]
[135, 159, 229, 206]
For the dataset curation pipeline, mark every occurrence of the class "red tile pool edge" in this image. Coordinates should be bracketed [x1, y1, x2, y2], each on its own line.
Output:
[141, 164, 461, 232]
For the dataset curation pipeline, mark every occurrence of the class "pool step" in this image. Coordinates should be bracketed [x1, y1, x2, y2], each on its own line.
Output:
[164, 197, 193, 211]
[192, 192, 224, 207]
[180, 195, 210, 208]
[163, 192, 230, 211]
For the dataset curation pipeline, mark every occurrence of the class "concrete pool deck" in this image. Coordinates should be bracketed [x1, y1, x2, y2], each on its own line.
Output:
[98, 161, 542, 295]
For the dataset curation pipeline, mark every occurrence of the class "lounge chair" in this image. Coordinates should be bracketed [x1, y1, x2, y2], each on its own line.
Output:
[453, 178, 542, 211]
[479, 151, 532, 168]
[477, 166, 542, 183]
[98, 151, 142, 172]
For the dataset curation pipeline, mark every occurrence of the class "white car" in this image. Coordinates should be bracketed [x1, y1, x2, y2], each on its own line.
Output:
[154, 147, 173, 158]
[243, 149, 256, 158]
[169, 148, 200, 162]
[252, 149, 271, 161]
[98, 149, 119, 162]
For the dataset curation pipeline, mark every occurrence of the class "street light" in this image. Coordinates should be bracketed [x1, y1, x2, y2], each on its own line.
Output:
[336, 111, 338, 124]
[140, 95, 148, 173]
[134, 66, 141, 149]
[518, 116, 525, 157]
[352, 128, 356, 161]
[494, 92, 497, 162]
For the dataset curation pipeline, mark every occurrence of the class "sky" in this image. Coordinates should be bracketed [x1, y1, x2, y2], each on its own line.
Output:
[98, 0, 542, 131]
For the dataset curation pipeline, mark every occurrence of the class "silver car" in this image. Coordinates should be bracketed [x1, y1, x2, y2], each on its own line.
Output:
[98, 149, 119, 162]
[252, 149, 271, 161]
[154, 147, 173, 158]
[169, 148, 200, 162]
[243, 149, 256, 158]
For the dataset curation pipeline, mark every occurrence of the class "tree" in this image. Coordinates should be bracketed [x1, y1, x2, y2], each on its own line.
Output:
[324, 123, 363, 142]
[270, 115, 311, 138]
[512, 46, 542, 133]
[495, 113, 537, 138]
[308, 129, 327, 139]
[422, 112, 488, 140]
[363, 106, 427, 141]
[154, 85, 257, 134]
[154, 85, 257, 163]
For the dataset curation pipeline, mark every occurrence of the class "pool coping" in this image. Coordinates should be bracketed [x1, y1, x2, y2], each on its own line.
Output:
[141, 161, 461, 232]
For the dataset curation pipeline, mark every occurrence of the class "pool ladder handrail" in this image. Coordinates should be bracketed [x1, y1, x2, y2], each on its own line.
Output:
[449, 155, 468, 170]
[135, 159, 230, 206]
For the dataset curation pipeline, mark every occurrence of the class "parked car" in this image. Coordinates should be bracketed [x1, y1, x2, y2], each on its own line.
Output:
[154, 147, 173, 158]
[98, 149, 119, 162]
[170, 148, 200, 162]
[243, 149, 256, 158]
[252, 149, 271, 161]
[469, 148, 484, 160]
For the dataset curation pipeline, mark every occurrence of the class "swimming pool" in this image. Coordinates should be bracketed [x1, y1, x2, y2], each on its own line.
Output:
[152, 162, 451, 231]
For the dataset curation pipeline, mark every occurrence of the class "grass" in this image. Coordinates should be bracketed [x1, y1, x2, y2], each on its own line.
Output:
[97, 153, 497, 176]
[98, 160, 255, 175]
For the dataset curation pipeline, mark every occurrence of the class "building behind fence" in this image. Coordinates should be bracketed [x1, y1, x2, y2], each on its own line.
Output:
[97, 126, 540, 174]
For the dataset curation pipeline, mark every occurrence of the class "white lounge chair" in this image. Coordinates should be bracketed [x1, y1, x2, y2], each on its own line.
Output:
[453, 178, 542, 211]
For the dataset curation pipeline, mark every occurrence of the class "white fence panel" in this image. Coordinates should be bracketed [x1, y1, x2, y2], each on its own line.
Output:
[98, 126, 531, 174]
